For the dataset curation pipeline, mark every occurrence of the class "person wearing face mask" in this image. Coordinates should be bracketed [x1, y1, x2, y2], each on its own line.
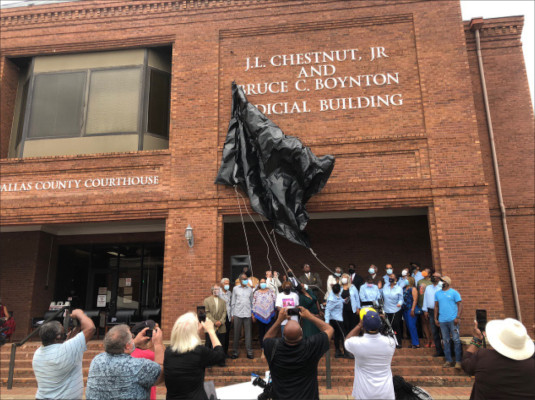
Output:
[401, 277, 420, 348]
[234, 266, 259, 288]
[381, 274, 404, 348]
[340, 273, 361, 350]
[33, 309, 96, 400]
[265, 270, 282, 292]
[382, 264, 394, 285]
[434, 276, 463, 369]
[397, 268, 409, 289]
[86, 324, 164, 400]
[410, 262, 424, 284]
[348, 263, 364, 292]
[325, 266, 343, 301]
[231, 273, 254, 359]
[422, 272, 444, 357]
[219, 277, 233, 356]
[252, 278, 277, 358]
[203, 284, 227, 360]
[325, 283, 346, 358]
[276, 281, 300, 334]
[367, 264, 383, 289]
[416, 268, 433, 347]
[359, 277, 381, 304]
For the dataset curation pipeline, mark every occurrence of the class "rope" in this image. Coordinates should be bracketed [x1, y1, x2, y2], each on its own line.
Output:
[234, 186, 254, 278]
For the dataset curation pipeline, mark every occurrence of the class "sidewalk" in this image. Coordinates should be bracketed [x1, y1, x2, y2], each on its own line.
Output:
[0, 386, 472, 399]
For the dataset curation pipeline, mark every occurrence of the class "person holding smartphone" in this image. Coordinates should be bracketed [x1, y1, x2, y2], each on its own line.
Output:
[131, 320, 158, 400]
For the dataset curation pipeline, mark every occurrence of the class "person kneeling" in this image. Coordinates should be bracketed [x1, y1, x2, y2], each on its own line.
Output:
[344, 310, 396, 400]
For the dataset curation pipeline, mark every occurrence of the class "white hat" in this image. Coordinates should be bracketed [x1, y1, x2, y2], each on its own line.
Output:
[485, 318, 534, 361]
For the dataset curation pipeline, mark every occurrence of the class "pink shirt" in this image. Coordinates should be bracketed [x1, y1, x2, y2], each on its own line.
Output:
[131, 348, 157, 400]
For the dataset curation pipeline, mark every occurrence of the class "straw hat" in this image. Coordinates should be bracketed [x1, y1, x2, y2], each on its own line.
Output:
[486, 318, 534, 361]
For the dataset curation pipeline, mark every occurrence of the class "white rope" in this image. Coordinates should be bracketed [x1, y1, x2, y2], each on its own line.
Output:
[234, 186, 254, 278]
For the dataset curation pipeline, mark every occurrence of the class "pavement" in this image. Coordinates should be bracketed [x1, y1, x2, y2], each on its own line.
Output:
[0, 385, 472, 399]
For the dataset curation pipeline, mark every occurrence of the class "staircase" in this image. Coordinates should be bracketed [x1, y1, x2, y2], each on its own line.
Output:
[1, 339, 473, 392]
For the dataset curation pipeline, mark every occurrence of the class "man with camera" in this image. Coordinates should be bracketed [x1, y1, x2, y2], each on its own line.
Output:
[262, 306, 334, 400]
[344, 310, 396, 400]
[32, 308, 96, 400]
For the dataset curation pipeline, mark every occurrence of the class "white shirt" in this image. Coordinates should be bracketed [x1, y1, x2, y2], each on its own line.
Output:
[275, 292, 299, 325]
[422, 283, 441, 311]
[33, 331, 87, 400]
[344, 333, 396, 400]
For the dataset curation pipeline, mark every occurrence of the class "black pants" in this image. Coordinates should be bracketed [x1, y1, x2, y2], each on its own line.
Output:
[257, 319, 274, 349]
[428, 309, 444, 354]
[223, 319, 231, 355]
[330, 320, 344, 352]
[385, 311, 403, 347]
[342, 308, 357, 335]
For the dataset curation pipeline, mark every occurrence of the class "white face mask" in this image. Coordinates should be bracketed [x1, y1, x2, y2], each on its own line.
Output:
[438, 281, 444, 288]
[341, 278, 348, 284]
[402, 270, 408, 277]
[368, 268, 375, 274]
[386, 269, 393, 275]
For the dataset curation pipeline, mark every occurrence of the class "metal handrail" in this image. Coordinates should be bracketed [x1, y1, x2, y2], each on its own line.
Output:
[7, 306, 70, 390]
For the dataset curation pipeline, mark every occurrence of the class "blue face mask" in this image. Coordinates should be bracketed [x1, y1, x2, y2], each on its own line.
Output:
[224, 284, 230, 291]
[386, 269, 393, 275]
[260, 283, 267, 289]
[334, 272, 341, 277]
[368, 268, 375, 274]
[241, 279, 248, 285]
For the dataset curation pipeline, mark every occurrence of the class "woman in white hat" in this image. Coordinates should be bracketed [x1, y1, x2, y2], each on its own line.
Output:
[461, 318, 534, 399]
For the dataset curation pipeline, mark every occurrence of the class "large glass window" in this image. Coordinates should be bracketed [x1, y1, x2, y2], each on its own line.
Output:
[28, 72, 86, 138]
[9, 47, 172, 158]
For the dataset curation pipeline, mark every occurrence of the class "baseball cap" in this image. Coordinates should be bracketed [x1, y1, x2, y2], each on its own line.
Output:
[131, 319, 156, 336]
[441, 276, 452, 286]
[362, 310, 382, 331]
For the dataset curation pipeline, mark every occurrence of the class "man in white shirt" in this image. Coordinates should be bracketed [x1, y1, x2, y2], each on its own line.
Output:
[275, 281, 299, 335]
[344, 310, 396, 400]
[32, 309, 96, 400]
[422, 272, 444, 357]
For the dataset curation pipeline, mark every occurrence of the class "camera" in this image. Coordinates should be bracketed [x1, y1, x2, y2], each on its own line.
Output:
[287, 307, 300, 316]
[252, 376, 273, 400]
[145, 329, 153, 338]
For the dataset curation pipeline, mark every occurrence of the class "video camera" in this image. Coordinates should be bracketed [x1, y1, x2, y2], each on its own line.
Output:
[252, 374, 273, 400]
[361, 299, 396, 340]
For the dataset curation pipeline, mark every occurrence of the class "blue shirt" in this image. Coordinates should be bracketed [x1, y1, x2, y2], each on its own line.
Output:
[397, 278, 408, 289]
[33, 331, 87, 400]
[359, 284, 381, 303]
[382, 274, 390, 285]
[346, 285, 361, 313]
[412, 271, 424, 284]
[325, 292, 344, 323]
[86, 353, 161, 400]
[381, 284, 403, 313]
[422, 283, 441, 311]
[434, 288, 462, 323]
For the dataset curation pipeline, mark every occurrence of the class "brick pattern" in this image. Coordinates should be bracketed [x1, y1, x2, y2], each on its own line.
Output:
[0, 0, 532, 338]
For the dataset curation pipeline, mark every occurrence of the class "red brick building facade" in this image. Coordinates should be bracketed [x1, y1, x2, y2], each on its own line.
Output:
[0, 0, 533, 339]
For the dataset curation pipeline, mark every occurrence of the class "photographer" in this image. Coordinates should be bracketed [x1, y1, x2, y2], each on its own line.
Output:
[263, 306, 334, 400]
[344, 310, 396, 400]
[131, 320, 158, 400]
[32, 308, 96, 400]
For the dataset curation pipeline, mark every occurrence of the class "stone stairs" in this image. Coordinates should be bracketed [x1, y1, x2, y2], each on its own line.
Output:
[1, 339, 474, 390]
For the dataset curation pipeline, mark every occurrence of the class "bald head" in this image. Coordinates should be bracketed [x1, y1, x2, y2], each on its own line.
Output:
[283, 320, 303, 345]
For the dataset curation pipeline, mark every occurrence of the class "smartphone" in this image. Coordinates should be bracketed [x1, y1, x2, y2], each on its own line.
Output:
[145, 329, 153, 338]
[287, 307, 300, 316]
[476, 309, 487, 331]
[197, 306, 206, 323]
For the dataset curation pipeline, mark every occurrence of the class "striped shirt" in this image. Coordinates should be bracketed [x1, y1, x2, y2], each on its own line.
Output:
[32, 331, 87, 399]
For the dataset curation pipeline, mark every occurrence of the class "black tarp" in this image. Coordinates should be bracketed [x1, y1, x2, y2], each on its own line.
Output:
[215, 82, 335, 248]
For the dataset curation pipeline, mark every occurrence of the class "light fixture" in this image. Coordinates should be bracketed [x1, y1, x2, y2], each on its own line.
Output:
[185, 224, 194, 248]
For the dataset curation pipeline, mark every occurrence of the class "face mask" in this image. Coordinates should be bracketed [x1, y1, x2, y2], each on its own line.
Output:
[283, 288, 291, 294]
[348, 268, 355, 274]
[422, 271, 428, 278]
[430, 276, 437, 283]
[438, 281, 445, 289]
[224, 284, 230, 291]
[368, 268, 375, 274]
[402, 270, 408, 277]
[241, 280, 248, 285]
[341, 278, 348, 284]
[386, 268, 393, 275]
[367, 283, 373, 288]
[334, 272, 341, 277]
[213, 289, 220, 296]
[388, 278, 395, 283]
[260, 283, 267, 289]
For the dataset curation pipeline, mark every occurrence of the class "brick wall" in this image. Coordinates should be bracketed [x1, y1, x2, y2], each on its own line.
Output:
[0, 0, 531, 337]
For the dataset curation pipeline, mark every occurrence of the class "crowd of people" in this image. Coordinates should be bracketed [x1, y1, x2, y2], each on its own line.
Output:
[29, 261, 534, 400]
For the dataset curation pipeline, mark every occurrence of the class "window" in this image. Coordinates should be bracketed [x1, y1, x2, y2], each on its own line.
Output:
[9, 47, 171, 158]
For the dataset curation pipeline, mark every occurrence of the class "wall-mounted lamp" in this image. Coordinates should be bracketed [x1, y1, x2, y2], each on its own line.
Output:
[185, 224, 194, 248]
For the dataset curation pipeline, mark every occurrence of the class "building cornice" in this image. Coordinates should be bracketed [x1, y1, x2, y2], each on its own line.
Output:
[464, 16, 524, 47]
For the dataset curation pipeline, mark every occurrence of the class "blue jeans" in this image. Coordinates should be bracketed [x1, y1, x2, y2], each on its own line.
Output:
[439, 320, 462, 362]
